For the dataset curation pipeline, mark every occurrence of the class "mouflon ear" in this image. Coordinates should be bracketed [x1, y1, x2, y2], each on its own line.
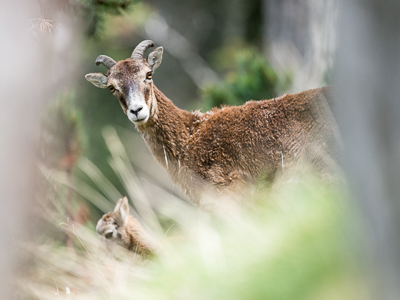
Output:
[115, 196, 129, 226]
[114, 197, 123, 213]
[147, 46, 163, 71]
[85, 73, 108, 88]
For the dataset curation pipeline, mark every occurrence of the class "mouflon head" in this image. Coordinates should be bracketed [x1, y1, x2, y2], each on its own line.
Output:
[85, 40, 163, 125]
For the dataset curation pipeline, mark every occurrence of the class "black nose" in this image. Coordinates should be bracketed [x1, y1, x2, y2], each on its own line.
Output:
[105, 232, 113, 239]
[130, 107, 143, 116]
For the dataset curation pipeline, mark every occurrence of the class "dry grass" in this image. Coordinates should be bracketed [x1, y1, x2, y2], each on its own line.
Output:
[20, 127, 369, 300]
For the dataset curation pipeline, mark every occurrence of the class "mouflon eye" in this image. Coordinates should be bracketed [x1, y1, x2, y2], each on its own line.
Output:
[146, 72, 153, 80]
[108, 85, 116, 93]
[105, 232, 113, 239]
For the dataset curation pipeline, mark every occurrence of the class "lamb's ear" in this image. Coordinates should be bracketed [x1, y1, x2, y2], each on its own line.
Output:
[115, 196, 129, 226]
[147, 47, 163, 71]
[85, 73, 108, 88]
[114, 197, 123, 213]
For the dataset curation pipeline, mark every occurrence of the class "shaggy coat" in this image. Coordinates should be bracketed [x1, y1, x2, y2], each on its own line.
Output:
[136, 85, 337, 205]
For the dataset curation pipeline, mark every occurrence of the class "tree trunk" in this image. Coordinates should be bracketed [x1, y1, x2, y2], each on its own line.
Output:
[335, 0, 400, 299]
[0, 1, 80, 298]
[263, 0, 338, 92]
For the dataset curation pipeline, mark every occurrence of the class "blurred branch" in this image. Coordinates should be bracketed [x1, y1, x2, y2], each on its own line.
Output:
[28, 17, 54, 38]
[144, 12, 219, 88]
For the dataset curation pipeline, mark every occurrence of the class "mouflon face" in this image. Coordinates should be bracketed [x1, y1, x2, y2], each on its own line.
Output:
[85, 40, 163, 126]
[96, 196, 130, 247]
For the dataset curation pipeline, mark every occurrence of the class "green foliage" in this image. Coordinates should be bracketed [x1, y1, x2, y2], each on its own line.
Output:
[73, 0, 139, 36]
[138, 176, 356, 300]
[25, 159, 367, 299]
[200, 48, 291, 111]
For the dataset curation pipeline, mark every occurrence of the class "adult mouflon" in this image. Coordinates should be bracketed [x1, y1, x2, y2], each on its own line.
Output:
[86, 40, 338, 207]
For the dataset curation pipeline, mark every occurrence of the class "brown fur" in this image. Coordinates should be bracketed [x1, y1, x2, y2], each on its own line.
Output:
[136, 86, 338, 205]
[86, 43, 339, 207]
[96, 197, 154, 256]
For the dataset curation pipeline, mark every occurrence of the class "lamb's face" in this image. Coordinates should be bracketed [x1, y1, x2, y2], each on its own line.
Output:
[96, 197, 129, 247]
[85, 44, 163, 126]
[96, 211, 120, 241]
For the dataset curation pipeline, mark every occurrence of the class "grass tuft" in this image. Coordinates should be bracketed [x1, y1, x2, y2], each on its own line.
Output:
[24, 128, 368, 300]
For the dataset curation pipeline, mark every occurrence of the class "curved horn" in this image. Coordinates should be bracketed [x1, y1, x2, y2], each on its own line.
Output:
[131, 40, 155, 60]
[95, 55, 117, 69]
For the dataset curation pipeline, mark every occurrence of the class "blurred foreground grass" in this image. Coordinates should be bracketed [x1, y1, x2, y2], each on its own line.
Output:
[24, 128, 369, 300]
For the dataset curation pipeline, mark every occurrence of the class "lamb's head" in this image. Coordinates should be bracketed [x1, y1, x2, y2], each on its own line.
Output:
[96, 196, 130, 247]
[85, 40, 163, 125]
